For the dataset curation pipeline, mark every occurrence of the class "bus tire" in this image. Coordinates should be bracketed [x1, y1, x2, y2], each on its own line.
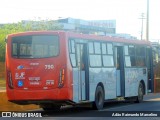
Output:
[135, 82, 144, 103]
[93, 85, 104, 110]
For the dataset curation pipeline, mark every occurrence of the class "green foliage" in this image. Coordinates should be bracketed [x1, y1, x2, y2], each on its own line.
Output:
[0, 20, 62, 62]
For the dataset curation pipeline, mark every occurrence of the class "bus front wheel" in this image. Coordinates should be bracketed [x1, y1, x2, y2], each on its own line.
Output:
[93, 85, 104, 110]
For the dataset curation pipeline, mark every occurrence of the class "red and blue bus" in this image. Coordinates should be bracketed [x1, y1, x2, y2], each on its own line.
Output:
[5, 31, 154, 110]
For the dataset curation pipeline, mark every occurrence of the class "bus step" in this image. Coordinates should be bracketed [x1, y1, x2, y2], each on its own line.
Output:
[79, 100, 90, 103]
[116, 97, 125, 101]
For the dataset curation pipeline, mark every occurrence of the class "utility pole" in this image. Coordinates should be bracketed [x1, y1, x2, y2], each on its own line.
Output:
[139, 13, 146, 40]
[146, 0, 149, 41]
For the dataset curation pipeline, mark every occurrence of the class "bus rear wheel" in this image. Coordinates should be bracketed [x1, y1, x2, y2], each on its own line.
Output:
[92, 85, 104, 110]
[135, 82, 144, 103]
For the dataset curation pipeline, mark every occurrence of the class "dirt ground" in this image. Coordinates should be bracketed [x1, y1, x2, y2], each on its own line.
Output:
[0, 91, 40, 111]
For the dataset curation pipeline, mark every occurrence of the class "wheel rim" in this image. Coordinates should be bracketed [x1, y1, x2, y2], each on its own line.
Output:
[97, 91, 103, 106]
[138, 84, 143, 101]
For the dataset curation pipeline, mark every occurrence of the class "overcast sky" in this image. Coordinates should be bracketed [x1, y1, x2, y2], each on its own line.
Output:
[0, 0, 159, 41]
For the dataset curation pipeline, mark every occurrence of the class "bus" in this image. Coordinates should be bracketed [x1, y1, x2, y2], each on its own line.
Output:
[5, 31, 154, 110]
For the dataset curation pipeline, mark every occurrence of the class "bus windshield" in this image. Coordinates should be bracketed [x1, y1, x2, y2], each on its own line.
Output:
[12, 35, 59, 58]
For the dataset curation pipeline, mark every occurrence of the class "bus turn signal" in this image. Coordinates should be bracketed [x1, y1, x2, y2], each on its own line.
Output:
[58, 69, 65, 88]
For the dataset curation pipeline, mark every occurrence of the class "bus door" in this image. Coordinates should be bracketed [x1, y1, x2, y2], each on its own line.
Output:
[146, 47, 154, 93]
[76, 43, 89, 101]
[115, 46, 125, 97]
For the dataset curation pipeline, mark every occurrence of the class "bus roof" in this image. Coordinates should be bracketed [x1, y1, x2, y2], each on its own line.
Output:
[66, 31, 151, 46]
[7, 30, 151, 46]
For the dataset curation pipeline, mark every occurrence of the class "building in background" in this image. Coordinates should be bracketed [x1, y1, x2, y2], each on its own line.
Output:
[58, 17, 116, 35]
[58, 17, 137, 40]
[106, 33, 137, 40]
[3, 17, 138, 40]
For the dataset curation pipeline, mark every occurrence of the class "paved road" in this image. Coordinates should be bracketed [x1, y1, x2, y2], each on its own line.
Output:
[1, 93, 160, 120]
[28, 93, 160, 119]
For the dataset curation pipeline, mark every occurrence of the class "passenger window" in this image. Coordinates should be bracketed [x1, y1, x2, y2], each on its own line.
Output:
[102, 43, 114, 67]
[71, 40, 75, 53]
[94, 42, 101, 54]
[70, 54, 76, 67]
[12, 43, 17, 56]
[103, 55, 114, 66]
[125, 56, 131, 67]
[136, 46, 146, 66]
[90, 55, 102, 67]
[124, 46, 129, 55]
[102, 43, 107, 54]
[69, 39, 77, 67]
[89, 42, 94, 54]
[89, 41, 102, 67]
[107, 43, 113, 54]
[125, 45, 136, 67]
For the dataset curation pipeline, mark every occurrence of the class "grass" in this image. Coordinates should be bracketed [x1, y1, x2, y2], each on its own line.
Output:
[0, 62, 5, 88]
[0, 62, 5, 75]
[0, 78, 6, 88]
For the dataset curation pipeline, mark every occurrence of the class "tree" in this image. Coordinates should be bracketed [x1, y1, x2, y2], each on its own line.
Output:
[0, 19, 62, 62]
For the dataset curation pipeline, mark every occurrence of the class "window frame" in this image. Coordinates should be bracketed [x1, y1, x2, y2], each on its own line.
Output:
[124, 44, 136, 67]
[101, 42, 114, 67]
[11, 35, 60, 59]
[135, 46, 146, 67]
[69, 39, 77, 67]
[88, 41, 102, 67]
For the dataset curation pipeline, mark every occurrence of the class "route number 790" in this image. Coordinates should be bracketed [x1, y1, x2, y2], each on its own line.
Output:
[45, 64, 54, 69]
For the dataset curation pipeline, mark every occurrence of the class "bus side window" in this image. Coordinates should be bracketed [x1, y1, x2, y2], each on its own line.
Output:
[69, 39, 77, 67]
[81, 46, 86, 70]
[116, 49, 120, 69]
